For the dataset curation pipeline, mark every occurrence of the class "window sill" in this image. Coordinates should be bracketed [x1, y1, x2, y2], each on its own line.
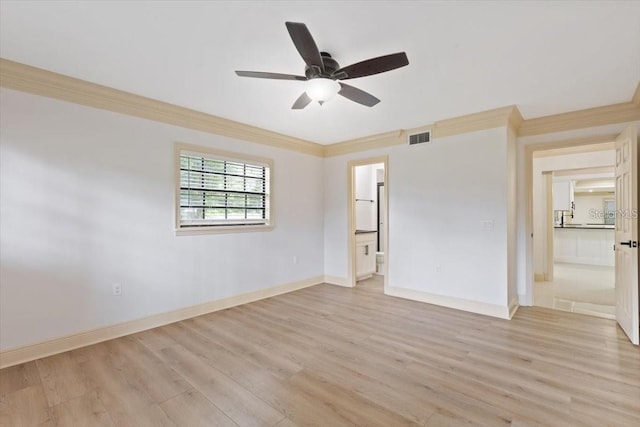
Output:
[175, 224, 274, 236]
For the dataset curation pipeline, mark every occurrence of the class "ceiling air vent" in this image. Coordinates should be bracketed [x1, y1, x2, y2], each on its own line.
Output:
[408, 130, 431, 145]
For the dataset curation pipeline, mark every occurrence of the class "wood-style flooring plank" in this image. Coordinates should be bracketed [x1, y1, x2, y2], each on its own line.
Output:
[159, 389, 238, 427]
[101, 336, 191, 404]
[0, 384, 54, 427]
[79, 352, 176, 427]
[158, 344, 284, 427]
[0, 362, 41, 397]
[36, 352, 87, 407]
[49, 390, 114, 427]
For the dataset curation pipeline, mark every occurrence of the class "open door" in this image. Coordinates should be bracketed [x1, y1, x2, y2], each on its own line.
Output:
[614, 124, 639, 345]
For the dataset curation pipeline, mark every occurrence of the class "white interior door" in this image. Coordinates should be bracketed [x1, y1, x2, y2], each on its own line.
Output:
[614, 124, 639, 345]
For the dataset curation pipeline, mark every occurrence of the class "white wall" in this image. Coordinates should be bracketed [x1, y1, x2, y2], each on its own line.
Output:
[325, 127, 511, 312]
[389, 127, 509, 307]
[507, 125, 518, 310]
[0, 89, 325, 351]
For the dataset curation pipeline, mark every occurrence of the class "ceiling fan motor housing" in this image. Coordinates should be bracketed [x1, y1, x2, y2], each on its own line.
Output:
[305, 52, 340, 79]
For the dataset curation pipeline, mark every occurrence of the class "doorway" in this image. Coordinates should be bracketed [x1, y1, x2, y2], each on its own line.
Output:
[347, 156, 388, 292]
[533, 163, 616, 319]
[526, 125, 638, 344]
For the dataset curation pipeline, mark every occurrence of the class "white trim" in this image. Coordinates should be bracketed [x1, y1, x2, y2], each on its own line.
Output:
[508, 297, 520, 319]
[323, 275, 353, 288]
[0, 276, 323, 369]
[386, 286, 511, 319]
[175, 224, 274, 236]
[523, 133, 627, 307]
[554, 256, 614, 267]
[518, 293, 532, 306]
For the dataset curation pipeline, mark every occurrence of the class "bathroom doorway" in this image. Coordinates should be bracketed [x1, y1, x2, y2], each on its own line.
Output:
[347, 156, 388, 291]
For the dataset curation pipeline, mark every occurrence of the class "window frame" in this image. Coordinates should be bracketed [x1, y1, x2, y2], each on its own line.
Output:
[174, 142, 274, 235]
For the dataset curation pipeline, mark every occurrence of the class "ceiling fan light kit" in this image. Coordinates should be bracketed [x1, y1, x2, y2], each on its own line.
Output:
[235, 22, 409, 109]
[307, 78, 340, 104]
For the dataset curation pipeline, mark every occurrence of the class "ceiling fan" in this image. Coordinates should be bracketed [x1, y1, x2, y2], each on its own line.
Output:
[235, 22, 409, 109]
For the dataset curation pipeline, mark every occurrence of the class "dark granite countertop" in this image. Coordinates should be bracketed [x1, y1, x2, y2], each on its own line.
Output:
[554, 225, 614, 230]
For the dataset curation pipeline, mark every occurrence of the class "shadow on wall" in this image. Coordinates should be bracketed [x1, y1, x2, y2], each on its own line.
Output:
[0, 266, 95, 350]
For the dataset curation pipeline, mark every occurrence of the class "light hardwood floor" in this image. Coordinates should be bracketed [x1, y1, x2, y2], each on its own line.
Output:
[1, 276, 639, 426]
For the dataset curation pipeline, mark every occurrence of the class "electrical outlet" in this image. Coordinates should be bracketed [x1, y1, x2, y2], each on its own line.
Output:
[112, 283, 122, 296]
[293, 256, 299, 265]
[481, 220, 494, 230]
[435, 264, 442, 273]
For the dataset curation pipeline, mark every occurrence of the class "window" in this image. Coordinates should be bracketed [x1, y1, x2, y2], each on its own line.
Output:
[175, 143, 272, 234]
[604, 199, 615, 225]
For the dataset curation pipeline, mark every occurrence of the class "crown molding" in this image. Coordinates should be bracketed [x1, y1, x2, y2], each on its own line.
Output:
[323, 130, 405, 157]
[432, 105, 519, 139]
[527, 133, 619, 155]
[532, 138, 616, 158]
[0, 58, 324, 157]
[508, 106, 524, 131]
[518, 101, 640, 137]
[323, 106, 520, 157]
[553, 166, 613, 176]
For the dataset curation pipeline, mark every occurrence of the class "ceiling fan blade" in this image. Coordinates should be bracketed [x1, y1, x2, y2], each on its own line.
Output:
[235, 71, 308, 81]
[292, 92, 313, 109]
[338, 83, 380, 107]
[335, 52, 409, 80]
[285, 22, 324, 73]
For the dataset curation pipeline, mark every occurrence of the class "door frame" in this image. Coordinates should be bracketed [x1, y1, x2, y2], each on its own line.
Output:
[377, 182, 384, 252]
[347, 156, 389, 289]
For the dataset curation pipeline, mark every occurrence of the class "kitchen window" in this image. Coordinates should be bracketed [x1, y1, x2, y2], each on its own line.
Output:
[175, 143, 272, 234]
[603, 199, 615, 225]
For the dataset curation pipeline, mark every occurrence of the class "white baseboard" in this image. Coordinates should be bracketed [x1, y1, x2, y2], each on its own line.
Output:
[385, 286, 511, 319]
[508, 297, 520, 319]
[323, 275, 353, 288]
[0, 276, 323, 369]
[554, 256, 614, 267]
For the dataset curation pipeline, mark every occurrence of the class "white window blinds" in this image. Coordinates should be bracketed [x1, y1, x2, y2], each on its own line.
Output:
[179, 152, 270, 227]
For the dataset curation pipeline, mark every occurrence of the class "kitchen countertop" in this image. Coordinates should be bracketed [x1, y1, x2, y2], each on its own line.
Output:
[355, 230, 377, 234]
[554, 224, 614, 230]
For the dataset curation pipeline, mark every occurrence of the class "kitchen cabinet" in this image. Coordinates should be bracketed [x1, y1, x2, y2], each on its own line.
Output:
[355, 232, 377, 280]
[554, 227, 614, 266]
[553, 181, 574, 211]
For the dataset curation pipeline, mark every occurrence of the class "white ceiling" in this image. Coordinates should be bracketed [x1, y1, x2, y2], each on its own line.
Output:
[1, 1, 639, 144]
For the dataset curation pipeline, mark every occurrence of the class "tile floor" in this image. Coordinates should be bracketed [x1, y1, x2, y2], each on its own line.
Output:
[534, 263, 615, 319]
